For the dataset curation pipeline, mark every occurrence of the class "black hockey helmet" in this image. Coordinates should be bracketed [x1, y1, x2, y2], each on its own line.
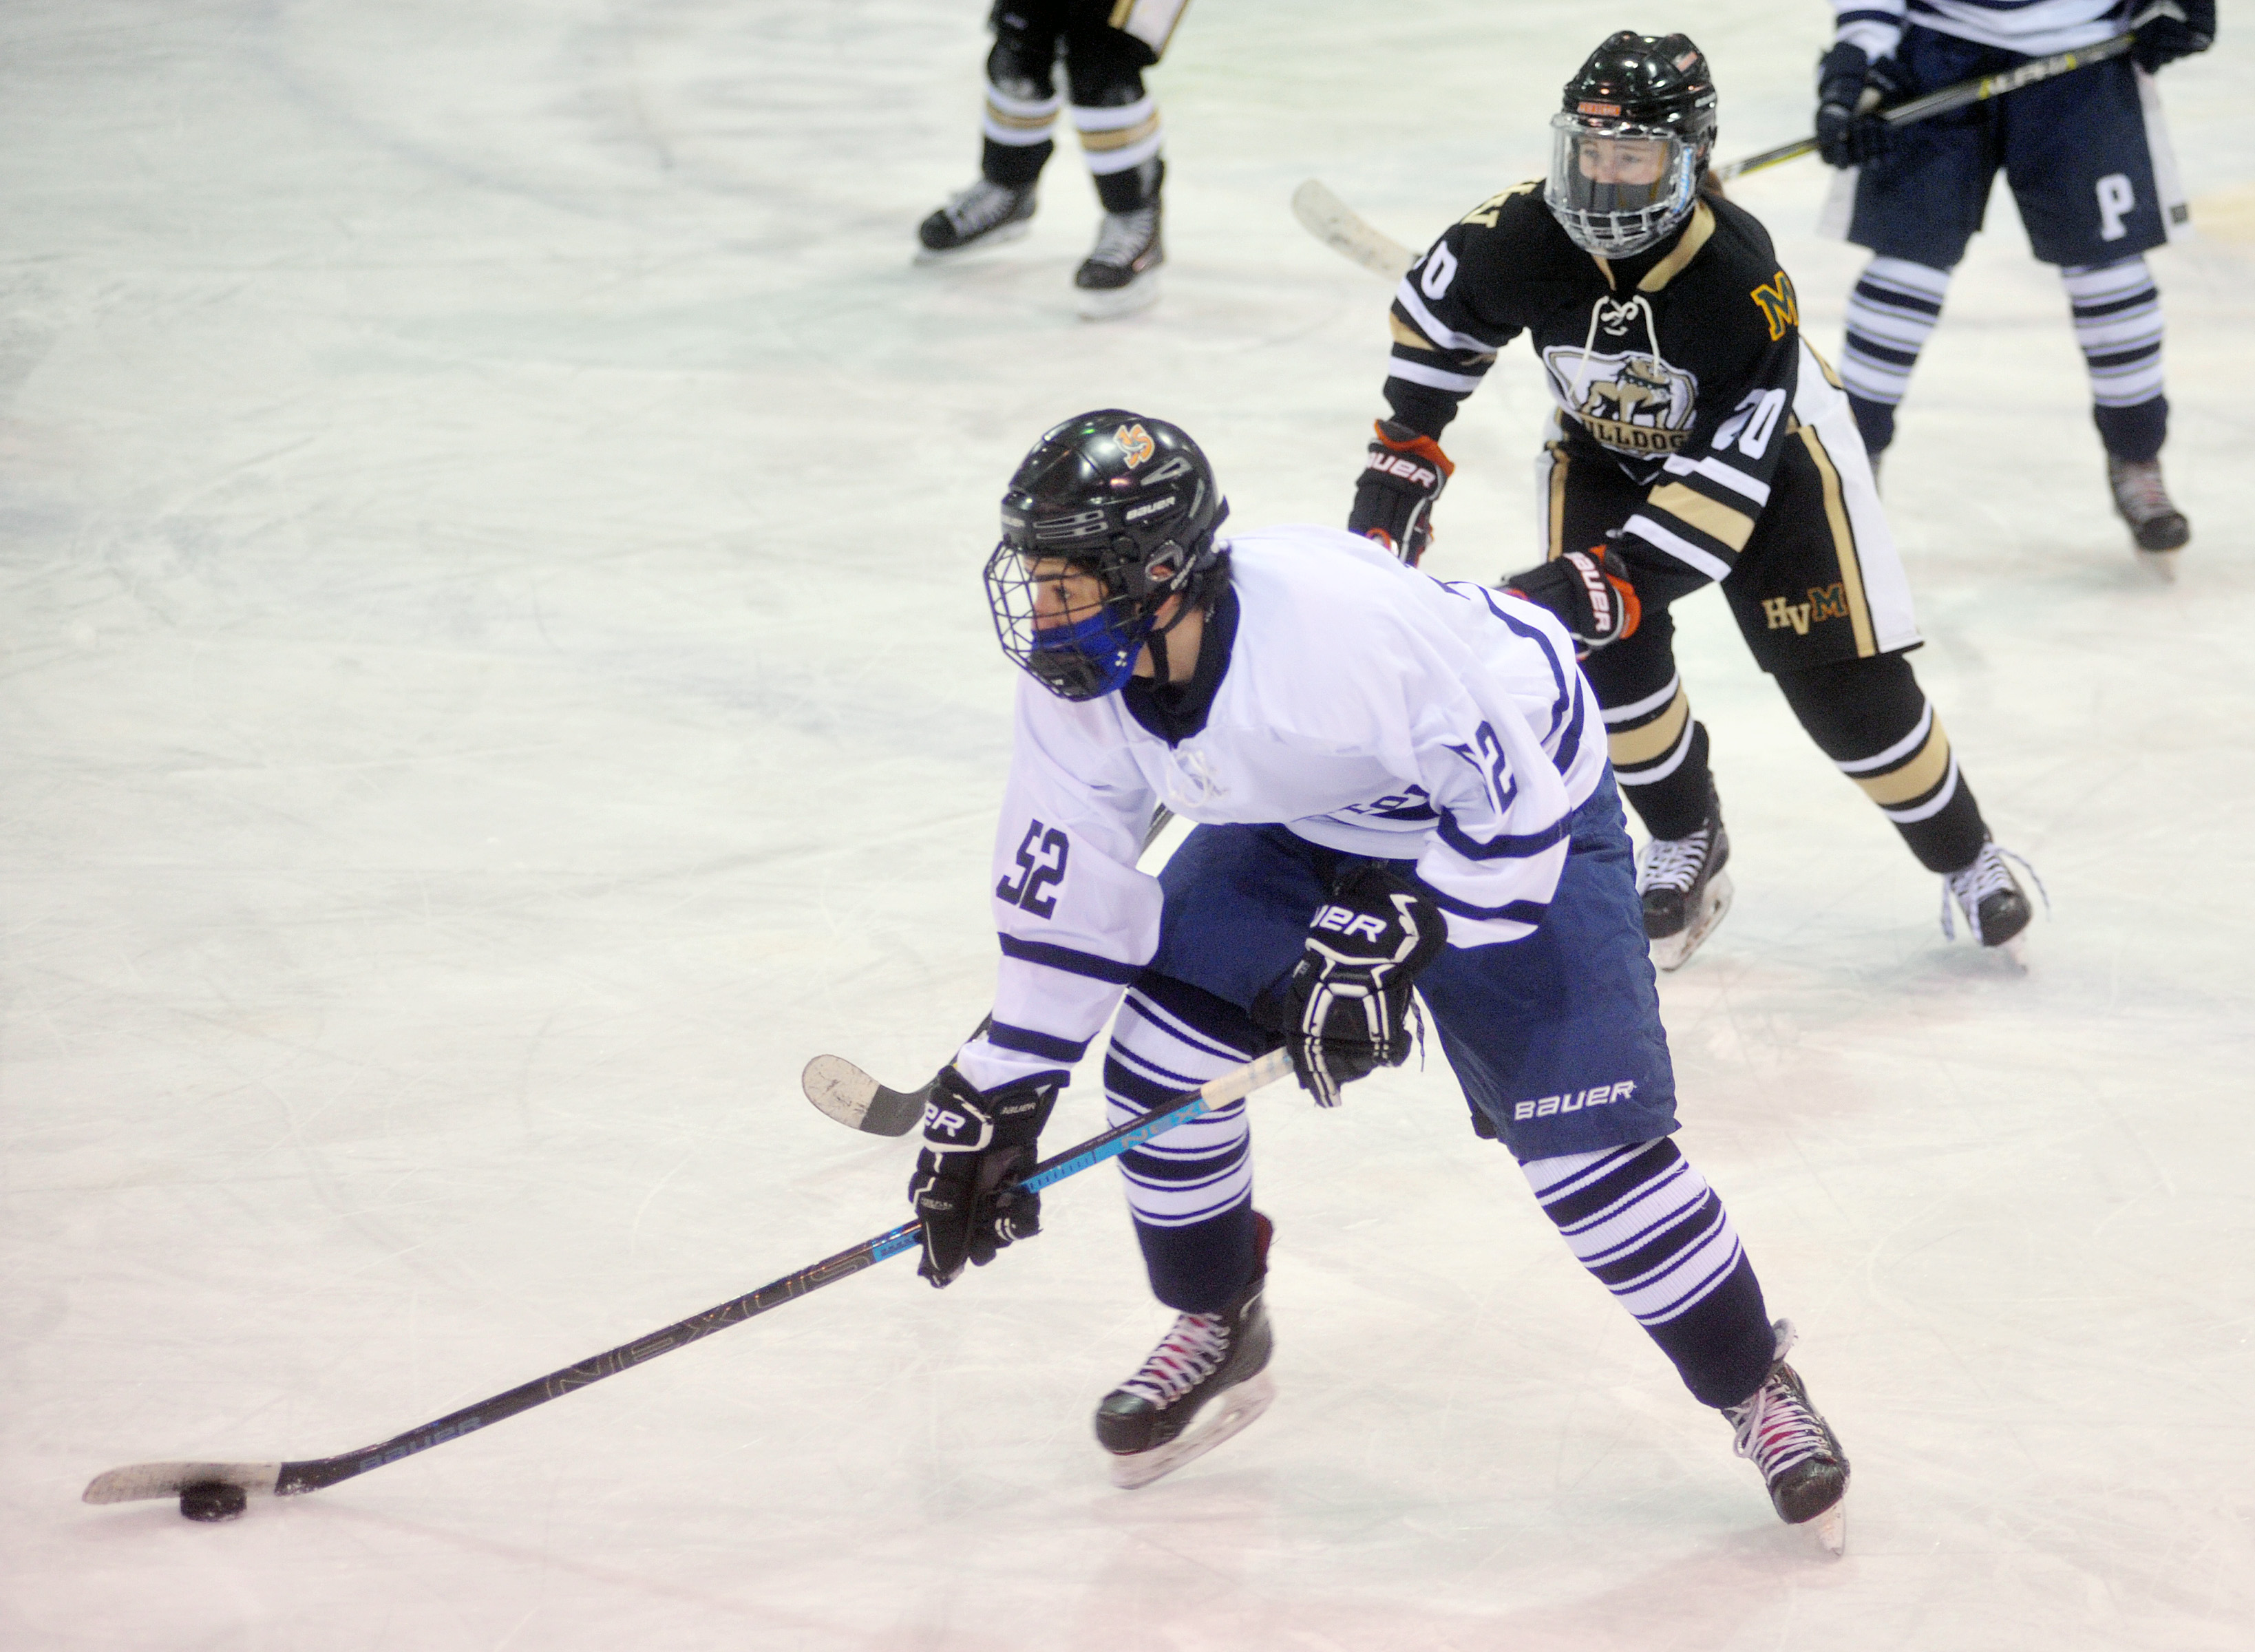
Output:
[1546, 32, 1718, 257]
[985, 410, 1230, 701]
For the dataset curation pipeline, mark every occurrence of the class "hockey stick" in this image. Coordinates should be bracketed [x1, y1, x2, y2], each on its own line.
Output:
[83, 1048, 1296, 1515]
[803, 803, 1188, 1137]
[1295, 17, 2166, 277]
[1716, 18, 2159, 182]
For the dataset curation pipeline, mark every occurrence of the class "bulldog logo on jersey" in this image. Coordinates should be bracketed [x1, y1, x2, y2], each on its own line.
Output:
[1114, 423, 1156, 467]
[1541, 345, 1699, 459]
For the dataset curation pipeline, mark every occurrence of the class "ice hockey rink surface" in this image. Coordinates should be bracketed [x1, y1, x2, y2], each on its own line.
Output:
[4, 3, 2251, 1647]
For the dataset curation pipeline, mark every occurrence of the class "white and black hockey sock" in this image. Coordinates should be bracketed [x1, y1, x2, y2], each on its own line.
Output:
[1841, 255, 1951, 458]
[1105, 974, 1264, 1315]
[1523, 1138, 1775, 1408]
[2064, 257, 2168, 463]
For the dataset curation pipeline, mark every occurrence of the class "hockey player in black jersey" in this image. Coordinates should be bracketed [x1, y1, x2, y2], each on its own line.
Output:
[1348, 30, 2038, 967]
[916, 1, 1183, 317]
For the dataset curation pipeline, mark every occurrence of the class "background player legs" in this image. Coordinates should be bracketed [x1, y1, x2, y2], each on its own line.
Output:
[1841, 255, 1952, 462]
[1059, 9, 1165, 308]
[2064, 255, 2189, 549]
[918, 3, 1064, 255]
[1580, 608, 1715, 843]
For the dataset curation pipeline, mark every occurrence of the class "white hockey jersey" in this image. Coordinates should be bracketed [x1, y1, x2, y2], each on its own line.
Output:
[1834, 0, 2132, 60]
[955, 526, 1609, 1092]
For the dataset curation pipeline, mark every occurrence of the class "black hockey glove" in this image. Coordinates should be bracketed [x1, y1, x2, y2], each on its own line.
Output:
[2132, 1, 2214, 73]
[1813, 43, 1902, 168]
[1253, 864, 1446, 1109]
[1502, 542, 1642, 657]
[907, 1066, 1059, 1288]
[1348, 419, 1454, 566]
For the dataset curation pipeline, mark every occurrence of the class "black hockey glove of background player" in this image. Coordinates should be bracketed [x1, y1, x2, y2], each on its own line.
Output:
[2132, 1, 2214, 73]
[1349, 419, 1454, 566]
[1502, 541, 1642, 657]
[1813, 43, 1908, 168]
[1253, 864, 1446, 1108]
[908, 1066, 1058, 1287]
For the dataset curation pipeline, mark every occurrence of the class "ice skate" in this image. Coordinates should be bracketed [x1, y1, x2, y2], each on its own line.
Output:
[1638, 793, 1731, 971]
[1721, 1319, 1850, 1556]
[915, 179, 1037, 262]
[1074, 202, 1163, 319]
[1096, 1214, 1273, 1488]
[2107, 454, 2190, 554]
[1940, 837, 2044, 955]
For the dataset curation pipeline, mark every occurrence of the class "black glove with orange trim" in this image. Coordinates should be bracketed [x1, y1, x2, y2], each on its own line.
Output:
[1502, 541, 1642, 655]
[1349, 419, 1454, 566]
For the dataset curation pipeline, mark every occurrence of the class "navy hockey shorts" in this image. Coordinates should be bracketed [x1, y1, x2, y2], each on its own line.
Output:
[1143, 772, 1680, 1161]
[1843, 25, 2179, 269]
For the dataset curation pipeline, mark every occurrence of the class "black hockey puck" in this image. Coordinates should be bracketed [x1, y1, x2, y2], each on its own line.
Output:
[179, 1480, 248, 1522]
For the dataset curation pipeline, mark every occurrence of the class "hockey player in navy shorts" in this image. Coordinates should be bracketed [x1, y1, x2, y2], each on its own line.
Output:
[896, 408, 1852, 1549]
[914, 2, 1185, 317]
[1814, 0, 2214, 551]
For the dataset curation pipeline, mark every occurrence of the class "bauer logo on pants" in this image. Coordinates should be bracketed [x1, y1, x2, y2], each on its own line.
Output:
[1512, 1080, 1635, 1121]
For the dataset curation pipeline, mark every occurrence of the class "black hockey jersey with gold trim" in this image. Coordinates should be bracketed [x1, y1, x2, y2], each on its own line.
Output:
[1384, 184, 1807, 600]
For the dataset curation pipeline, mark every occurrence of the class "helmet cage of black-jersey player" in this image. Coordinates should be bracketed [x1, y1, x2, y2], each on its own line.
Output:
[985, 410, 1229, 702]
[1545, 31, 1717, 260]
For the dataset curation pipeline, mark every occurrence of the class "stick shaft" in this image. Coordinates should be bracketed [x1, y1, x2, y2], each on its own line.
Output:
[240, 1049, 1291, 1496]
[1714, 32, 2134, 182]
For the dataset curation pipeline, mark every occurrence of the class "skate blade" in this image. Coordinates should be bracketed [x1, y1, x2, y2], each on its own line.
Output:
[1077, 271, 1161, 321]
[912, 219, 1032, 265]
[1105, 1370, 1274, 1490]
[2134, 547, 2179, 582]
[1808, 1498, 1847, 1558]
[1650, 871, 1733, 973]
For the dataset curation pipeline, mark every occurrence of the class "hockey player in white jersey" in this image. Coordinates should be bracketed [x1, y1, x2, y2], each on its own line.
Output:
[1816, 0, 2214, 550]
[902, 409, 1851, 1547]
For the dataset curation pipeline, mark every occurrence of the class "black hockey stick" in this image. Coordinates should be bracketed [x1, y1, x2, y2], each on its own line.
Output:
[83, 1048, 1294, 1516]
[802, 803, 1185, 1137]
[1715, 14, 2164, 182]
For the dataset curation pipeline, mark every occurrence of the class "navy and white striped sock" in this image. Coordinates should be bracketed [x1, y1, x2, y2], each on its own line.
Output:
[1105, 975, 1264, 1313]
[1523, 1138, 1775, 1408]
[2064, 257, 2168, 462]
[1841, 255, 1951, 456]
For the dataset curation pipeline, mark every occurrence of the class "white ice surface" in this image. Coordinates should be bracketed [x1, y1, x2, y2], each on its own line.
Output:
[4, 3, 2253, 1647]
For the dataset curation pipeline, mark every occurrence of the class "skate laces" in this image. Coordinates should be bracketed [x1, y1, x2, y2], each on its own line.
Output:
[2108, 456, 2177, 522]
[1088, 206, 1158, 268]
[1637, 827, 1711, 895]
[1119, 1311, 1229, 1409]
[1940, 840, 2048, 942]
[944, 180, 1025, 235]
[1726, 1368, 1833, 1479]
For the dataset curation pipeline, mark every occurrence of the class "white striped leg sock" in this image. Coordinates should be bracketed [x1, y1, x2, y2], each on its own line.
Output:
[1841, 255, 1951, 410]
[1104, 986, 1254, 1233]
[1522, 1139, 1745, 1326]
[1073, 94, 1164, 178]
[2063, 256, 2165, 410]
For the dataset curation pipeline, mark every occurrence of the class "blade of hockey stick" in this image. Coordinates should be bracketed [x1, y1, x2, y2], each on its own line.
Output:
[1715, 29, 2139, 182]
[1293, 180, 1415, 281]
[802, 804, 1187, 1137]
[83, 1048, 1295, 1510]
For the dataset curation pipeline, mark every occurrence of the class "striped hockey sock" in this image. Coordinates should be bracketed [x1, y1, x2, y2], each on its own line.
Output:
[1105, 976, 1262, 1313]
[979, 78, 1061, 187]
[2063, 257, 2168, 463]
[1523, 1139, 1775, 1408]
[1841, 256, 1951, 456]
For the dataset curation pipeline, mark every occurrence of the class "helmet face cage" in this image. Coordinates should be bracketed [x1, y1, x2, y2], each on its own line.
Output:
[984, 411, 1229, 701]
[1545, 114, 1700, 257]
[984, 544, 1161, 701]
